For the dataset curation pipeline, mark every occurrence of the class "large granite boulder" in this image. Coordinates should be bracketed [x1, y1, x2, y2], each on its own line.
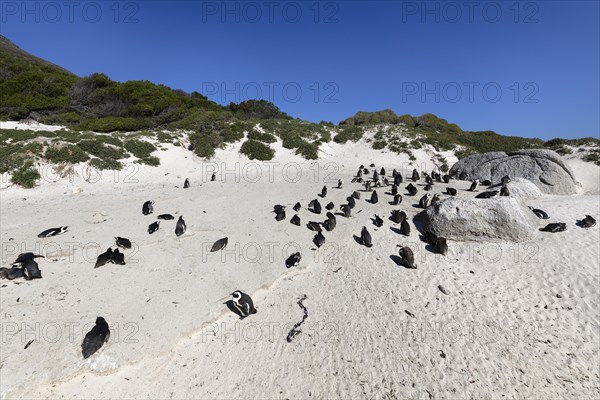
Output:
[418, 197, 540, 242]
[449, 149, 577, 194]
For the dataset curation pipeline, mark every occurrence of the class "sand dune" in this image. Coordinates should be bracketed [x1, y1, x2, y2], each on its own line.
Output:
[1, 134, 598, 399]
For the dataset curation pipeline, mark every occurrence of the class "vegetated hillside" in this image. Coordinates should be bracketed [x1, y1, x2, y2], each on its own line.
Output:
[0, 36, 598, 188]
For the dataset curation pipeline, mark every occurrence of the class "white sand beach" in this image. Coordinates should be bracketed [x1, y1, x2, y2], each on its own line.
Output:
[1, 130, 599, 399]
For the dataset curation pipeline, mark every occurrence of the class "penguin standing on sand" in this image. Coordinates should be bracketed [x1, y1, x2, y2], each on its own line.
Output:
[175, 216, 186, 237]
[321, 185, 328, 198]
[468, 180, 480, 192]
[360, 227, 373, 247]
[142, 200, 154, 215]
[184, 178, 190, 188]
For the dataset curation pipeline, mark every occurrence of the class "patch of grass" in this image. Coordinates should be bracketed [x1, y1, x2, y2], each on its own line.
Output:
[11, 161, 40, 188]
[240, 139, 274, 160]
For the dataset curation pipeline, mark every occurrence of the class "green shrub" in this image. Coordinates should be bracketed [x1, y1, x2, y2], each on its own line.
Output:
[247, 130, 277, 143]
[136, 156, 160, 166]
[124, 139, 156, 158]
[295, 140, 319, 159]
[333, 126, 364, 143]
[240, 139, 274, 160]
[11, 161, 40, 188]
[89, 158, 123, 170]
[45, 145, 89, 163]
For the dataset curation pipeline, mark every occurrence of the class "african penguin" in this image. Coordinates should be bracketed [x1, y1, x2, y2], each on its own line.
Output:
[82, 317, 110, 359]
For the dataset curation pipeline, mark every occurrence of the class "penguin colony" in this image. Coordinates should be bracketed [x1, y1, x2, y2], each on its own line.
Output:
[2, 169, 594, 360]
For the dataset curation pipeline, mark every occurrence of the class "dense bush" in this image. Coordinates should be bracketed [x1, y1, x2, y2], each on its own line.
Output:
[248, 130, 277, 143]
[44, 145, 89, 163]
[240, 139, 275, 160]
[124, 139, 157, 159]
[11, 161, 40, 188]
[333, 125, 364, 143]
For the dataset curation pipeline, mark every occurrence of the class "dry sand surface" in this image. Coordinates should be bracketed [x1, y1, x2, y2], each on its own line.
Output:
[1, 136, 599, 399]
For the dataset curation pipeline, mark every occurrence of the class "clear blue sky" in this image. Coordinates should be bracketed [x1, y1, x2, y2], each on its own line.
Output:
[1, 0, 599, 139]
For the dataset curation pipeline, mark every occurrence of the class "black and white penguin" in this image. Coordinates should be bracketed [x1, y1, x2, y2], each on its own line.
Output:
[380, 167, 386, 176]
[394, 174, 403, 186]
[500, 185, 510, 196]
[157, 214, 175, 220]
[0, 266, 27, 280]
[370, 190, 378, 204]
[352, 191, 361, 200]
[20, 257, 42, 280]
[323, 212, 336, 231]
[293, 202, 302, 212]
[309, 199, 322, 214]
[142, 200, 154, 216]
[424, 184, 433, 191]
[346, 196, 356, 209]
[580, 215, 597, 228]
[481, 180, 492, 186]
[418, 193, 431, 208]
[211, 237, 229, 252]
[528, 207, 549, 219]
[411, 169, 420, 182]
[275, 209, 286, 221]
[360, 227, 373, 247]
[37, 226, 68, 238]
[211, 173, 216, 182]
[115, 237, 132, 249]
[430, 193, 441, 206]
[175, 216, 186, 237]
[434, 237, 448, 255]
[390, 210, 403, 224]
[468, 180, 480, 192]
[443, 174, 450, 184]
[82, 317, 110, 359]
[397, 246, 416, 269]
[540, 223, 567, 233]
[94, 248, 113, 268]
[400, 219, 411, 236]
[285, 252, 302, 268]
[341, 204, 352, 218]
[313, 231, 325, 248]
[307, 221, 322, 232]
[391, 194, 402, 205]
[111, 248, 126, 265]
[501, 175, 511, 185]
[446, 187, 457, 196]
[321, 185, 328, 198]
[391, 184, 398, 196]
[337, 179, 343, 189]
[148, 221, 160, 234]
[373, 215, 383, 227]
[326, 202, 335, 210]
[406, 183, 418, 196]
[290, 214, 301, 226]
[184, 178, 190, 188]
[475, 190, 499, 199]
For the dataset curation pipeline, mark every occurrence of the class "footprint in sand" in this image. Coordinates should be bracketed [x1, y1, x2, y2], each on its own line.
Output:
[86, 212, 109, 225]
